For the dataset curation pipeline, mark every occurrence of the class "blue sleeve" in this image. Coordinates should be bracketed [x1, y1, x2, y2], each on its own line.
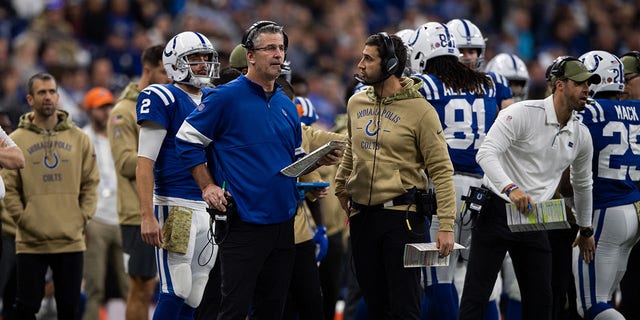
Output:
[175, 90, 221, 169]
[136, 84, 173, 127]
[489, 72, 513, 101]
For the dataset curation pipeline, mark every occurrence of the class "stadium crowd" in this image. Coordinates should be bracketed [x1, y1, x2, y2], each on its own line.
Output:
[0, 1, 639, 320]
[0, 0, 639, 130]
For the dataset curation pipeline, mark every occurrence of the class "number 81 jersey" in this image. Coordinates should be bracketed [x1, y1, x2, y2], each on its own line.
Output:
[580, 99, 640, 209]
[416, 73, 500, 175]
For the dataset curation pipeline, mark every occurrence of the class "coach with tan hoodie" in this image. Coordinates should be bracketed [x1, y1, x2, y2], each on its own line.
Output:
[3, 72, 99, 320]
[334, 33, 456, 319]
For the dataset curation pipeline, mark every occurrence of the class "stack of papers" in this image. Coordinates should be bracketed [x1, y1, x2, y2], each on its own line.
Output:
[281, 140, 346, 177]
[506, 198, 570, 232]
[403, 242, 465, 268]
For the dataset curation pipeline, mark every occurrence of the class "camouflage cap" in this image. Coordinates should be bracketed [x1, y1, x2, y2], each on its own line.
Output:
[229, 44, 248, 70]
[621, 54, 640, 74]
[557, 60, 600, 85]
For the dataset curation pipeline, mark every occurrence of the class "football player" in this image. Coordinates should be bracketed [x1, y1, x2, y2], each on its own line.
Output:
[446, 19, 513, 109]
[486, 53, 530, 103]
[136, 31, 220, 319]
[573, 50, 640, 320]
[410, 21, 500, 320]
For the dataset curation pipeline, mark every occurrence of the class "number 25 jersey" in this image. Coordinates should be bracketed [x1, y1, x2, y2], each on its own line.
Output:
[580, 99, 640, 209]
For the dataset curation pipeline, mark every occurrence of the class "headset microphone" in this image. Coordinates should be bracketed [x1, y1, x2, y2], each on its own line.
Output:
[354, 73, 388, 85]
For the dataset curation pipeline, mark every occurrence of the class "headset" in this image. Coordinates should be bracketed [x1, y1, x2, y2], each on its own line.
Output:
[546, 56, 581, 82]
[354, 32, 399, 84]
[241, 20, 289, 50]
[378, 32, 399, 78]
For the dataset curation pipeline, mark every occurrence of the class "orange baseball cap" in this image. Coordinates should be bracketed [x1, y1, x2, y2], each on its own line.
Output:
[83, 87, 115, 109]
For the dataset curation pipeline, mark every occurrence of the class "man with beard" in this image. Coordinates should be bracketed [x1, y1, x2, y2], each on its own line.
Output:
[459, 57, 598, 320]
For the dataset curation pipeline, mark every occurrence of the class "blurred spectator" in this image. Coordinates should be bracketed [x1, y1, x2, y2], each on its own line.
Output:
[81, 87, 128, 320]
[146, 12, 172, 46]
[89, 56, 128, 96]
[81, 0, 110, 46]
[0, 65, 29, 131]
[307, 72, 344, 130]
[502, 6, 535, 61]
[11, 32, 42, 84]
[0, 37, 10, 69]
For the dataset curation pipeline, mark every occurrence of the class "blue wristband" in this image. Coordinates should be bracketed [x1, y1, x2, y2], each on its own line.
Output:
[505, 185, 519, 197]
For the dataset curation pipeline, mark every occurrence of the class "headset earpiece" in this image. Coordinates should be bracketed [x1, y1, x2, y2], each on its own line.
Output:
[378, 32, 399, 78]
[547, 56, 580, 81]
[242, 20, 289, 51]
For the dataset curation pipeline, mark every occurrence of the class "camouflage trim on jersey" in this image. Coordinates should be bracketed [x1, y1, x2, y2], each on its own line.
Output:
[162, 206, 192, 254]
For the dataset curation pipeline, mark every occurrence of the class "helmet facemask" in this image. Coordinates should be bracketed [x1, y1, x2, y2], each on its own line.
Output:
[446, 19, 486, 71]
[509, 80, 528, 102]
[163, 31, 221, 89]
[175, 49, 220, 88]
[458, 48, 485, 71]
[486, 53, 530, 102]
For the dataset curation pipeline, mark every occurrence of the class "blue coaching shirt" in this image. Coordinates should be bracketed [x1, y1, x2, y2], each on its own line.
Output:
[416, 73, 502, 175]
[176, 75, 303, 224]
[580, 99, 640, 209]
[136, 84, 210, 201]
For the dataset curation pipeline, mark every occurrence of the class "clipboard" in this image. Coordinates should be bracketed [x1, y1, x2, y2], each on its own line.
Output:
[403, 242, 466, 267]
[505, 198, 570, 232]
[280, 140, 346, 177]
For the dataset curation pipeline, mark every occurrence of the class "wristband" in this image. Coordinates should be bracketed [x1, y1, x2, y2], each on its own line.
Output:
[504, 185, 519, 197]
[579, 227, 594, 238]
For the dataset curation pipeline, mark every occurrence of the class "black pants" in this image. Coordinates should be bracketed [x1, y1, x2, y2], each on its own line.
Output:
[320, 230, 345, 320]
[0, 237, 17, 319]
[216, 217, 295, 320]
[342, 241, 362, 320]
[459, 192, 552, 320]
[349, 208, 425, 320]
[548, 225, 580, 320]
[620, 241, 640, 320]
[283, 239, 323, 320]
[13, 252, 83, 320]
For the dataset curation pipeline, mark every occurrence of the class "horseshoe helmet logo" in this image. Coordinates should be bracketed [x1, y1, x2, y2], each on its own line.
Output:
[44, 152, 59, 169]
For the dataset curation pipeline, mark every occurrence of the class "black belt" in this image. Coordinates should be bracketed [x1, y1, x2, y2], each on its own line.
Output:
[481, 185, 504, 203]
[352, 188, 417, 211]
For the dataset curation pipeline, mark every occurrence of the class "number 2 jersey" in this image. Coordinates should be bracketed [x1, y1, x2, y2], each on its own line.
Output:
[580, 99, 640, 209]
[415, 72, 511, 175]
[136, 84, 213, 201]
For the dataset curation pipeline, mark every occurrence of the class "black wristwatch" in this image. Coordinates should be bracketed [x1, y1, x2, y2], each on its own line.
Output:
[580, 227, 594, 238]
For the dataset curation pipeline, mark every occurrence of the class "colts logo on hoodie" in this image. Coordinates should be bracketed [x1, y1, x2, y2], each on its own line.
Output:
[43, 152, 59, 169]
